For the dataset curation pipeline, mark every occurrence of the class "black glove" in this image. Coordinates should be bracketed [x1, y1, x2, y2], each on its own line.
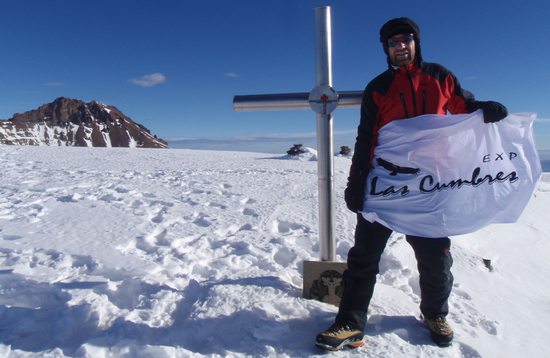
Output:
[475, 101, 508, 123]
[344, 168, 366, 213]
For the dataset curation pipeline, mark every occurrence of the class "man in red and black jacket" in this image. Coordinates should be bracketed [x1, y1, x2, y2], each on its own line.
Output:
[315, 17, 507, 350]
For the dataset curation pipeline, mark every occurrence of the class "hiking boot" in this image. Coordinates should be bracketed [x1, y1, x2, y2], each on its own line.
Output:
[315, 321, 364, 351]
[424, 315, 454, 347]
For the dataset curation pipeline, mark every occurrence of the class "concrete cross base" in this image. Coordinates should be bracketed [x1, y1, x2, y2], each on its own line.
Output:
[303, 260, 347, 306]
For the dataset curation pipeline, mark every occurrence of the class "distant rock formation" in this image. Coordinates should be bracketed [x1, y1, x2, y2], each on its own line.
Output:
[0, 97, 168, 148]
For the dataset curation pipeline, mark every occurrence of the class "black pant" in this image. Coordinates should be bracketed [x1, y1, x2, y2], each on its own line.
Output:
[336, 214, 454, 329]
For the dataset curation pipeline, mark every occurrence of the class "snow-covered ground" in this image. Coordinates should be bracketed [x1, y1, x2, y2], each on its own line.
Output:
[0, 145, 548, 357]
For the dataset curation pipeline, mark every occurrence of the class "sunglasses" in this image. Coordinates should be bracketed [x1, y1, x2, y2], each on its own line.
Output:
[387, 34, 414, 48]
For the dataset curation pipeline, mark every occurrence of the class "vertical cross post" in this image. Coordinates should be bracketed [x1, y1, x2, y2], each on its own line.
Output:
[233, 6, 363, 304]
[313, 6, 336, 262]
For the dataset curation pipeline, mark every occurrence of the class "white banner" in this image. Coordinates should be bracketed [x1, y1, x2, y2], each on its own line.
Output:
[361, 111, 542, 238]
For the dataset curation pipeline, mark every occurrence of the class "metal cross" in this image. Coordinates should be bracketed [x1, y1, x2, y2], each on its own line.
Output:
[233, 6, 362, 262]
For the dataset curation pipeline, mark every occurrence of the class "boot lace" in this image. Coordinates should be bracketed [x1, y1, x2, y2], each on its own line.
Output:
[427, 316, 452, 335]
[325, 322, 357, 336]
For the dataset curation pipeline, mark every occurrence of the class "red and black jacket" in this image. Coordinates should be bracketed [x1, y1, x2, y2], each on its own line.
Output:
[346, 61, 477, 212]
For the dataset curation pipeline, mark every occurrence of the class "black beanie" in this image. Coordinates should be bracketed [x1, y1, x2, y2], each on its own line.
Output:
[379, 17, 422, 63]
[379, 17, 420, 43]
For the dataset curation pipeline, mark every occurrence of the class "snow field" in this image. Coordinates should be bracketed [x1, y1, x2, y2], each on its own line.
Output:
[0, 145, 548, 357]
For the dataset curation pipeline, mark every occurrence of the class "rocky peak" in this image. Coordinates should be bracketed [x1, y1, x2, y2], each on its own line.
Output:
[1, 97, 168, 148]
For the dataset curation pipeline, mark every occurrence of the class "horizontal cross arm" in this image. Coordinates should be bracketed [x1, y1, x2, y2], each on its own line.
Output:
[233, 90, 363, 112]
[337, 91, 364, 108]
[233, 92, 309, 111]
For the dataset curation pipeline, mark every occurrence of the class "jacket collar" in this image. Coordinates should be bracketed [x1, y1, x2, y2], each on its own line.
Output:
[391, 61, 422, 74]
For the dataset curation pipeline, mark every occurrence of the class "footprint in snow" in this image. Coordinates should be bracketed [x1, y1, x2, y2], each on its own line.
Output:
[193, 215, 212, 228]
[273, 246, 297, 267]
[205, 201, 227, 209]
[240, 198, 256, 205]
[1, 234, 23, 241]
[149, 207, 167, 224]
[242, 207, 259, 217]
[449, 297, 499, 337]
[271, 220, 311, 235]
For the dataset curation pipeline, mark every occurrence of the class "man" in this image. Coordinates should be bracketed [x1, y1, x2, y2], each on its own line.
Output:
[315, 17, 507, 350]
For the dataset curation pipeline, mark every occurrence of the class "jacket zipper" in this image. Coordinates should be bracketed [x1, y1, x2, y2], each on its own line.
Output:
[422, 90, 426, 114]
[399, 93, 409, 118]
[405, 68, 418, 117]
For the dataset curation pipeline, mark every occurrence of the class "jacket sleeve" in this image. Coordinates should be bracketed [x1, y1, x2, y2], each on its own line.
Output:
[445, 71, 508, 121]
[445, 71, 477, 114]
[345, 86, 378, 213]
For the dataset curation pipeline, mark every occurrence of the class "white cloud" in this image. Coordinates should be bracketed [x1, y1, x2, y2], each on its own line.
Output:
[130, 73, 167, 87]
[225, 72, 239, 78]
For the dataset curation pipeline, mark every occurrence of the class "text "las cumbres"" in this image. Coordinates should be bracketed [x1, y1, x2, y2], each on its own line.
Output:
[370, 152, 520, 197]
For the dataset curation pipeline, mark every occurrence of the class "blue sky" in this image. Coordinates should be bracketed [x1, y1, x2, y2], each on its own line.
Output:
[2, 0, 550, 154]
